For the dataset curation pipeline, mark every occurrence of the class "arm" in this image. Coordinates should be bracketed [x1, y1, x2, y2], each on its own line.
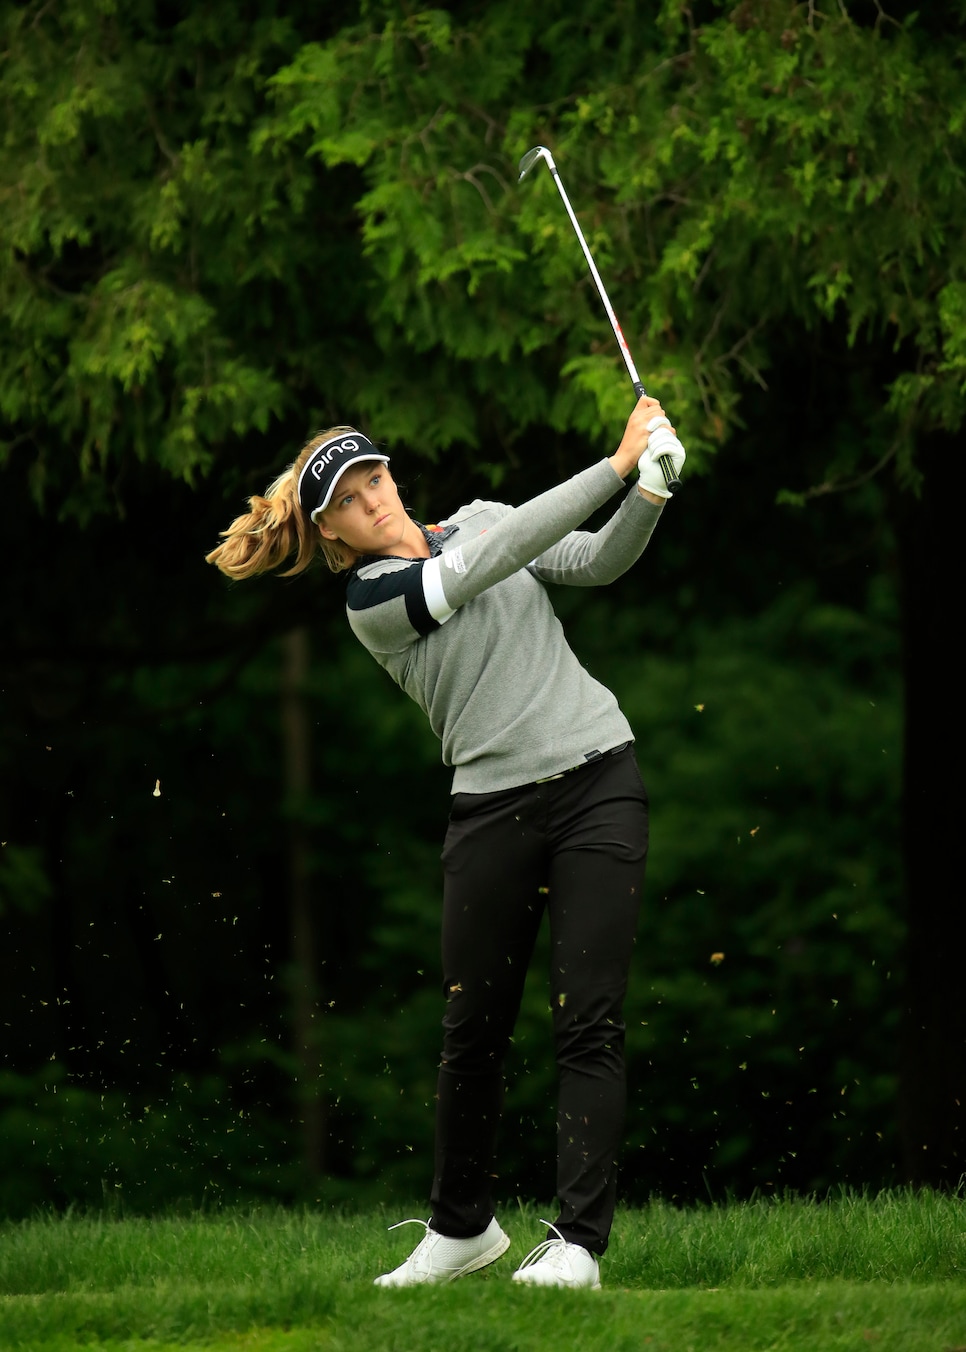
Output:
[529, 487, 663, 587]
[427, 459, 625, 612]
[429, 394, 676, 607]
[347, 399, 677, 654]
[347, 459, 625, 655]
[529, 394, 673, 584]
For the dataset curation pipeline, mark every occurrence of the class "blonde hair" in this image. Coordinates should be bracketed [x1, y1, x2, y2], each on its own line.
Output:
[205, 427, 363, 579]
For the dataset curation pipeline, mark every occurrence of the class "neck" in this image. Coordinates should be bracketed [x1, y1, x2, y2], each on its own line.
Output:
[392, 517, 432, 559]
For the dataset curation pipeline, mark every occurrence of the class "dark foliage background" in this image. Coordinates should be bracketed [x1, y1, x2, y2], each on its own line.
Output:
[1, 0, 959, 1215]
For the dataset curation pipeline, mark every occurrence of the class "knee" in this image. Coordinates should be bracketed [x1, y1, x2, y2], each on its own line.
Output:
[553, 1007, 626, 1072]
[441, 987, 514, 1074]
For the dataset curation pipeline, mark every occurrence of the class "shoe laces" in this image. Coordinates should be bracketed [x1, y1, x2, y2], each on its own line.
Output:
[387, 1217, 432, 1252]
[388, 1218, 430, 1235]
[516, 1220, 581, 1274]
[386, 1218, 458, 1276]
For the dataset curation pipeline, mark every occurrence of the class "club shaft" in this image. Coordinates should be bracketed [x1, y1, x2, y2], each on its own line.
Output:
[543, 162, 680, 494]
[546, 167, 642, 389]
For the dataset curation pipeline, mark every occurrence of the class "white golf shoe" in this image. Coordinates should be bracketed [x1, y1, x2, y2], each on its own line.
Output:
[512, 1222, 602, 1289]
[373, 1216, 510, 1287]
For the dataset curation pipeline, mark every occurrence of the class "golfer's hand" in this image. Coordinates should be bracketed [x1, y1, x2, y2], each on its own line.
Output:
[609, 397, 675, 482]
[637, 415, 686, 500]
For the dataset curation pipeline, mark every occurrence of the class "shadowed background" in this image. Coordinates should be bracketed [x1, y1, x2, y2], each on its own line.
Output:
[1, 0, 960, 1215]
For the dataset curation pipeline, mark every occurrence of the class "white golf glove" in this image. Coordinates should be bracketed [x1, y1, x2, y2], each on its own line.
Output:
[638, 416, 686, 498]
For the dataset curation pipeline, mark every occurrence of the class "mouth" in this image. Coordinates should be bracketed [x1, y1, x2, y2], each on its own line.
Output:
[373, 513, 390, 527]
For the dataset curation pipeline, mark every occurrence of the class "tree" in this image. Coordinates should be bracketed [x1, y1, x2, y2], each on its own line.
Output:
[0, 0, 367, 518]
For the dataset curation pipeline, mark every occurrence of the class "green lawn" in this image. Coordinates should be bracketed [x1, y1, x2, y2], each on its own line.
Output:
[1, 1192, 964, 1351]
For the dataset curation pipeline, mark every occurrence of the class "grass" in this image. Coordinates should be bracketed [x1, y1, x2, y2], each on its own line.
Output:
[0, 1191, 964, 1350]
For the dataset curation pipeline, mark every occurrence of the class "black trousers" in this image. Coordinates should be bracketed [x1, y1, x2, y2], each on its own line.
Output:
[429, 745, 648, 1255]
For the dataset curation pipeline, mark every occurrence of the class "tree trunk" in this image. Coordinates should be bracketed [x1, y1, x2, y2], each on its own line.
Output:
[895, 432, 965, 1186]
[280, 627, 325, 1179]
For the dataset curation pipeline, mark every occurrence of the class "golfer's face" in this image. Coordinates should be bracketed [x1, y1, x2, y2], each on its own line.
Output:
[318, 463, 409, 557]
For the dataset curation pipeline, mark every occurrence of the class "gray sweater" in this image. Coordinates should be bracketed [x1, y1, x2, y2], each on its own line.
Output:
[345, 459, 663, 793]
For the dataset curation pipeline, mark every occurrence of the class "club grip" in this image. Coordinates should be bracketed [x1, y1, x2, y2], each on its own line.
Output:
[658, 455, 681, 494]
[633, 383, 681, 495]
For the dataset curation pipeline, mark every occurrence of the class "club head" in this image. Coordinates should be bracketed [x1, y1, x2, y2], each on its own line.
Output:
[518, 145, 556, 182]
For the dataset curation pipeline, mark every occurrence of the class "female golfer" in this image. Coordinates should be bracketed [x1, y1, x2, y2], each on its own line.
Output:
[206, 398, 685, 1288]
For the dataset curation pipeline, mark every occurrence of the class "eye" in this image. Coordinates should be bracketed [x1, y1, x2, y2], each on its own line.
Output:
[338, 492, 354, 508]
[369, 473, 382, 487]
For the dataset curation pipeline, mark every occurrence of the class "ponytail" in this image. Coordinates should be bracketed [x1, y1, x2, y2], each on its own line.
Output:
[205, 427, 359, 579]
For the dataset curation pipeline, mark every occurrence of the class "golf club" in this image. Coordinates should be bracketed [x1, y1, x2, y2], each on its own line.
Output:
[518, 145, 682, 495]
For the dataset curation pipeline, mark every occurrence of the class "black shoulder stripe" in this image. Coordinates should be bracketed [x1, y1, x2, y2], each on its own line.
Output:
[346, 562, 440, 637]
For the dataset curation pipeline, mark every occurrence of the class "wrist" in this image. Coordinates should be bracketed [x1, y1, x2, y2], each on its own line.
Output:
[637, 484, 667, 506]
[607, 450, 638, 480]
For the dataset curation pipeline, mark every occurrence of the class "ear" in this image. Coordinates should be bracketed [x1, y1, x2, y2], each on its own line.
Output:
[317, 519, 340, 542]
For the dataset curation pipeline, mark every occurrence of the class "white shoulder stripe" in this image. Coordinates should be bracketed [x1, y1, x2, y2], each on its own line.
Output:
[422, 556, 456, 625]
